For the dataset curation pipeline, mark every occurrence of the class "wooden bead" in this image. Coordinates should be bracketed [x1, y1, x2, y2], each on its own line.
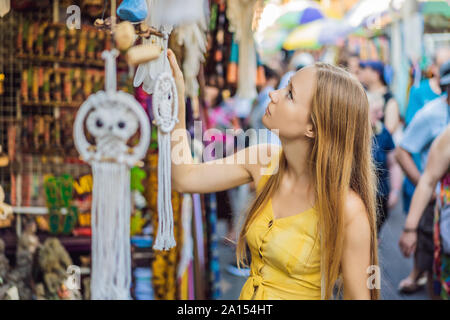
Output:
[126, 43, 161, 66]
[114, 21, 136, 51]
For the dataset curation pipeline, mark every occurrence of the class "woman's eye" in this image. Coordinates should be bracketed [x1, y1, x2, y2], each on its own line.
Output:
[287, 90, 292, 99]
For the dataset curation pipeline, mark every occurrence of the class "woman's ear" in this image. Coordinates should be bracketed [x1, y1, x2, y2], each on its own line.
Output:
[305, 123, 315, 139]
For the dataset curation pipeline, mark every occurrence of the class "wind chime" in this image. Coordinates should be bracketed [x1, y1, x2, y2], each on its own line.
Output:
[73, 49, 150, 299]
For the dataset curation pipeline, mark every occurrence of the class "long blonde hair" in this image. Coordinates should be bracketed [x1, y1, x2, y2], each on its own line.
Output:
[236, 63, 379, 300]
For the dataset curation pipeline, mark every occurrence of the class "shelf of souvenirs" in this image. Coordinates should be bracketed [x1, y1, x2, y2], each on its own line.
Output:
[1, 228, 92, 256]
[21, 100, 82, 108]
[17, 53, 128, 69]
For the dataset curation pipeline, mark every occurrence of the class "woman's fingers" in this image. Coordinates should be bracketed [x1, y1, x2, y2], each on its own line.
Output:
[167, 49, 183, 79]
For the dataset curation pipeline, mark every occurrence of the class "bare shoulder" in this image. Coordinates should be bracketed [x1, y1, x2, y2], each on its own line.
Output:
[343, 190, 370, 228]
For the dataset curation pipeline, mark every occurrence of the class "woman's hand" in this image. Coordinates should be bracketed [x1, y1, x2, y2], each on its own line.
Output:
[399, 230, 417, 257]
[167, 49, 185, 98]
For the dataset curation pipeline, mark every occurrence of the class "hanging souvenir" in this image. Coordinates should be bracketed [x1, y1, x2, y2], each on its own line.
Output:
[117, 0, 148, 23]
[226, 0, 258, 99]
[0, 0, 10, 18]
[73, 49, 150, 299]
[0, 185, 12, 221]
[151, 70, 179, 250]
[174, 0, 208, 98]
[133, 0, 206, 94]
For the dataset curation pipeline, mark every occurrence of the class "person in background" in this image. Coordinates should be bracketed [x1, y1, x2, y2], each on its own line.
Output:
[402, 47, 450, 222]
[347, 53, 361, 76]
[367, 92, 397, 233]
[358, 60, 400, 135]
[278, 52, 315, 91]
[359, 60, 403, 210]
[357, 60, 403, 208]
[248, 65, 281, 145]
[396, 60, 450, 294]
[399, 125, 450, 300]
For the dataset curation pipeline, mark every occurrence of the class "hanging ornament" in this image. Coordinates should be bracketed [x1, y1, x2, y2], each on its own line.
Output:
[117, 0, 148, 23]
[0, 0, 10, 18]
[134, 0, 206, 94]
[151, 70, 179, 251]
[226, 0, 258, 99]
[73, 49, 150, 299]
[174, 0, 208, 99]
[0, 185, 12, 221]
[133, 0, 173, 94]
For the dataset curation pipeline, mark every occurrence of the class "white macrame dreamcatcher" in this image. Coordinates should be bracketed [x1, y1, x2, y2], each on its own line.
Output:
[152, 71, 179, 250]
[74, 49, 150, 299]
[133, 0, 205, 251]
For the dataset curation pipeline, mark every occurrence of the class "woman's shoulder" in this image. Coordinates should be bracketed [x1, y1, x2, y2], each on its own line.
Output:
[343, 190, 370, 228]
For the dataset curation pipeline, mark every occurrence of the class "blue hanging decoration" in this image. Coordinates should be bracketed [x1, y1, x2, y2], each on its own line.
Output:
[117, 0, 148, 23]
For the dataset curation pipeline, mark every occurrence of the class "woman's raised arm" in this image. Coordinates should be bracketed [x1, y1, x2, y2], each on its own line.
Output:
[167, 49, 279, 194]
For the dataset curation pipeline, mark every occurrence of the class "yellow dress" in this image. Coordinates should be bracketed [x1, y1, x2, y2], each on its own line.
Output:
[239, 151, 322, 300]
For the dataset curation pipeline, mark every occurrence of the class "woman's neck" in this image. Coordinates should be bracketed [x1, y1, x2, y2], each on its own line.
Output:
[280, 138, 313, 187]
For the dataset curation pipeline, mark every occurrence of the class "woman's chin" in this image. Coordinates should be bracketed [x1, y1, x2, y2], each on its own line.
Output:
[261, 115, 270, 128]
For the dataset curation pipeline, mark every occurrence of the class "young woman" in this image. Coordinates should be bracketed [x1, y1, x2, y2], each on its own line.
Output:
[168, 49, 379, 300]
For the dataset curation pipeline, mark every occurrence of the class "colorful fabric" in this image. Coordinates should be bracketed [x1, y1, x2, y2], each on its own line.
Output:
[207, 100, 237, 132]
[434, 172, 450, 299]
[205, 193, 221, 299]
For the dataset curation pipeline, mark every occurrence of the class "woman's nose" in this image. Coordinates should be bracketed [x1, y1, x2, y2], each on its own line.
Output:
[269, 90, 278, 103]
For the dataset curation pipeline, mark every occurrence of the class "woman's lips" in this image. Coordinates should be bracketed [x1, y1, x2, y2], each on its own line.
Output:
[265, 106, 271, 116]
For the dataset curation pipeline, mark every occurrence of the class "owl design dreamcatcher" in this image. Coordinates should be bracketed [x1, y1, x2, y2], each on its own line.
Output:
[74, 49, 150, 300]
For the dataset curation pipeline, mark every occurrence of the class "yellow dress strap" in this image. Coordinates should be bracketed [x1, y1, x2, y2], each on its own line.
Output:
[256, 147, 282, 193]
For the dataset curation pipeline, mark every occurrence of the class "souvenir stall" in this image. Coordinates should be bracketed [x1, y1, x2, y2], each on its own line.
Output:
[0, 0, 248, 300]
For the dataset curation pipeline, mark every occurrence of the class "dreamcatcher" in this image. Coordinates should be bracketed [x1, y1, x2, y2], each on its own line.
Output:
[73, 49, 150, 299]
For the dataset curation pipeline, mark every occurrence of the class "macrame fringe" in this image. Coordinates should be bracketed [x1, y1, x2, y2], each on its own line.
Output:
[91, 162, 132, 300]
[152, 71, 178, 251]
[152, 131, 176, 250]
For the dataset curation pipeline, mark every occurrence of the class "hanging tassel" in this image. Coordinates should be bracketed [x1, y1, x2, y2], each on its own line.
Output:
[91, 162, 132, 299]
